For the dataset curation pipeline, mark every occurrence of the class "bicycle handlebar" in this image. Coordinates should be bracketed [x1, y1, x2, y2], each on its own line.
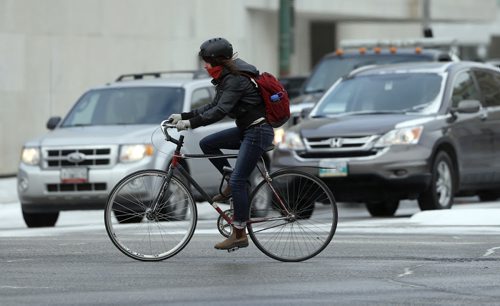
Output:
[160, 120, 181, 145]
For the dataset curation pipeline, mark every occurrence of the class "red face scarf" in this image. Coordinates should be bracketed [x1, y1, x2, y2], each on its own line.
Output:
[206, 65, 223, 80]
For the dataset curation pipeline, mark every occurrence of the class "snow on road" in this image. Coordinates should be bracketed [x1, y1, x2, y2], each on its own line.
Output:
[2, 176, 500, 237]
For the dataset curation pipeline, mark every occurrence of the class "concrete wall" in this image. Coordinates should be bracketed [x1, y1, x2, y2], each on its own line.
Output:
[0, 0, 497, 175]
[0, 0, 277, 175]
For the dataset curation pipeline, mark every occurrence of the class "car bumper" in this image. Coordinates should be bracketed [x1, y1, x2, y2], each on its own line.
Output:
[271, 145, 432, 202]
[17, 160, 157, 212]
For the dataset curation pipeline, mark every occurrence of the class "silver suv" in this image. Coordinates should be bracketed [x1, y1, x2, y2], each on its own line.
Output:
[17, 71, 259, 227]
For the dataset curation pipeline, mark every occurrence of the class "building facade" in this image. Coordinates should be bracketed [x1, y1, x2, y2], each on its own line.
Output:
[0, 0, 498, 175]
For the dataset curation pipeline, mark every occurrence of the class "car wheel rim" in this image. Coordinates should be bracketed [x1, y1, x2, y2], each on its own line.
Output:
[436, 160, 452, 208]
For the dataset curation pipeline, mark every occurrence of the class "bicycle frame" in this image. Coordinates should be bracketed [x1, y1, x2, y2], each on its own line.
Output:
[159, 121, 292, 225]
[105, 121, 338, 262]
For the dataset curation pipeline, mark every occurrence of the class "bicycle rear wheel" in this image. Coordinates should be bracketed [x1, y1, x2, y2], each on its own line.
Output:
[248, 169, 337, 262]
[104, 169, 197, 261]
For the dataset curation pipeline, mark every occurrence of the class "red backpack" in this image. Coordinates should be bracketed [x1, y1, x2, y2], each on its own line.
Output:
[244, 72, 290, 128]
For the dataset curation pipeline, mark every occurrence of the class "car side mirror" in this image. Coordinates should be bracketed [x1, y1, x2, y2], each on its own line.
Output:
[437, 54, 452, 62]
[46, 116, 61, 130]
[448, 100, 481, 122]
[455, 100, 481, 114]
[300, 107, 312, 119]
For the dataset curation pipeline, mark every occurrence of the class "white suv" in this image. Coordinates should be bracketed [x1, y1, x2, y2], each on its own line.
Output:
[17, 71, 265, 227]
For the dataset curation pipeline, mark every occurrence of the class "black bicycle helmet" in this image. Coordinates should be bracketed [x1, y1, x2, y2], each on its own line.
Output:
[199, 37, 233, 62]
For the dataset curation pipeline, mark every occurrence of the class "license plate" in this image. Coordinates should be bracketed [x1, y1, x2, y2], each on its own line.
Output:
[60, 168, 88, 183]
[319, 160, 348, 177]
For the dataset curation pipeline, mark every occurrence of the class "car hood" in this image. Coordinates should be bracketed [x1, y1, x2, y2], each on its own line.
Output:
[25, 125, 162, 147]
[289, 93, 323, 120]
[293, 114, 430, 138]
[290, 103, 314, 115]
[291, 92, 323, 105]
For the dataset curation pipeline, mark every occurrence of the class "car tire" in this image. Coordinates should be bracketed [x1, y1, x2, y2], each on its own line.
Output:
[159, 161, 190, 221]
[248, 161, 269, 218]
[287, 177, 315, 219]
[365, 200, 399, 217]
[161, 184, 189, 221]
[418, 151, 455, 210]
[22, 209, 59, 228]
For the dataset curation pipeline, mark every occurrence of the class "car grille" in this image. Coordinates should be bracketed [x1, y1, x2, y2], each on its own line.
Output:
[302, 135, 379, 158]
[298, 151, 378, 158]
[42, 147, 114, 169]
[46, 182, 107, 193]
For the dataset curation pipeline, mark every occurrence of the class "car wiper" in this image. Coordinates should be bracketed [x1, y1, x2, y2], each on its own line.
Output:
[342, 110, 406, 116]
[303, 89, 325, 94]
[401, 102, 432, 113]
[64, 123, 93, 127]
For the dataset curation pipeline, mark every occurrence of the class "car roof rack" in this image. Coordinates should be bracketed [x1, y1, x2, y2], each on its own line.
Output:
[115, 70, 208, 82]
[340, 38, 458, 51]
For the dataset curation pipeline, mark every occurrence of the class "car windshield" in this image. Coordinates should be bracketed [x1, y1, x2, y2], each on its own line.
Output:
[61, 87, 185, 127]
[312, 72, 444, 117]
[303, 54, 431, 95]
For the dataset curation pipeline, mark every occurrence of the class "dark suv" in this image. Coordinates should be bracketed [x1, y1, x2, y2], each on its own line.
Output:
[272, 61, 500, 216]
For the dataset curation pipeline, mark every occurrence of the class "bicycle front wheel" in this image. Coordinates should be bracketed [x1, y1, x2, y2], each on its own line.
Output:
[248, 169, 337, 262]
[104, 169, 197, 261]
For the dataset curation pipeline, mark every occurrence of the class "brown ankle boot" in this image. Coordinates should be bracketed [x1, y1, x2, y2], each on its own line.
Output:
[212, 184, 231, 202]
[214, 227, 248, 250]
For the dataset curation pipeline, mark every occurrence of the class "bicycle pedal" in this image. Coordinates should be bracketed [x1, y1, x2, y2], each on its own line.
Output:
[227, 247, 239, 253]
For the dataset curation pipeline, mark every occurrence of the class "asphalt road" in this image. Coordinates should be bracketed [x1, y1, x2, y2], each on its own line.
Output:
[1, 198, 500, 306]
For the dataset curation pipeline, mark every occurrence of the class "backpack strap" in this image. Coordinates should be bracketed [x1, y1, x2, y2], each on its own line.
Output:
[240, 72, 259, 88]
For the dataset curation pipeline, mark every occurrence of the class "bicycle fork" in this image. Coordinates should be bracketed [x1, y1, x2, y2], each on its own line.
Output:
[150, 138, 183, 216]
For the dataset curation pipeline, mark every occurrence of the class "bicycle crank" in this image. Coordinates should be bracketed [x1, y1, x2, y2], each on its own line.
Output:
[217, 209, 233, 238]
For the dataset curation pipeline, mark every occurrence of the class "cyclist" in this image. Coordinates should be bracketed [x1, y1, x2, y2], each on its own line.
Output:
[168, 37, 274, 250]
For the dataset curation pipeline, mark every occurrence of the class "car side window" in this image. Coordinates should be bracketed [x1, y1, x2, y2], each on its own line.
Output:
[190, 88, 212, 110]
[474, 70, 500, 107]
[451, 71, 481, 108]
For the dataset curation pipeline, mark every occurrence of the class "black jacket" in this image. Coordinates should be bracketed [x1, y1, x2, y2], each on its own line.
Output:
[181, 58, 266, 130]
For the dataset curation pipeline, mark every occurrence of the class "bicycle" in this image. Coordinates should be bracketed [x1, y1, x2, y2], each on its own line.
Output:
[104, 120, 338, 262]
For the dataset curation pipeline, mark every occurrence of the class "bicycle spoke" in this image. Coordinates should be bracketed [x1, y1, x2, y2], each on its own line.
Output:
[248, 170, 337, 262]
[105, 170, 197, 261]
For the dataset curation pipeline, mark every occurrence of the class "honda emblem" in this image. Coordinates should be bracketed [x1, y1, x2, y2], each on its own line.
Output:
[329, 138, 343, 148]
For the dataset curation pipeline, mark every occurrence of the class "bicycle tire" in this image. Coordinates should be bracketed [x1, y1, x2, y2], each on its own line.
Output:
[104, 169, 197, 261]
[247, 169, 337, 262]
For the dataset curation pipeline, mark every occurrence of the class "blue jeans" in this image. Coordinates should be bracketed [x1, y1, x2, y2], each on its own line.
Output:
[199, 124, 274, 228]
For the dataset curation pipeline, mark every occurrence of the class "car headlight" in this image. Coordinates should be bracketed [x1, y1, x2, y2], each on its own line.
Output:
[119, 144, 154, 162]
[279, 131, 305, 150]
[374, 126, 423, 147]
[21, 147, 40, 165]
[273, 127, 285, 145]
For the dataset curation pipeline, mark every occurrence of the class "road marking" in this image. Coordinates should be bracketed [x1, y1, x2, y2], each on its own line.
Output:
[482, 246, 500, 257]
[0, 286, 51, 289]
[57, 242, 87, 246]
[398, 267, 413, 277]
[3, 259, 33, 263]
